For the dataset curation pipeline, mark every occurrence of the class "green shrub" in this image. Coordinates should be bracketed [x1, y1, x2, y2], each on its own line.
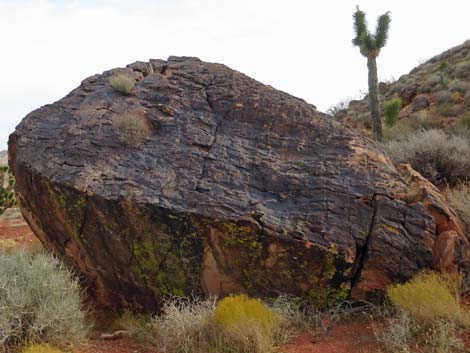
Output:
[383, 98, 402, 127]
[0, 166, 16, 214]
[0, 251, 89, 352]
[385, 129, 470, 184]
[387, 271, 466, 325]
[109, 73, 135, 95]
[113, 114, 150, 147]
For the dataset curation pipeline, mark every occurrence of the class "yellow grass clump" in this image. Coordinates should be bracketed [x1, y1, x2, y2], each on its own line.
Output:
[215, 294, 280, 332]
[21, 344, 63, 353]
[109, 73, 135, 95]
[387, 271, 467, 325]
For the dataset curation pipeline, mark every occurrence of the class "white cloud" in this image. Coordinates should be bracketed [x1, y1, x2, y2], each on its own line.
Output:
[0, 0, 469, 149]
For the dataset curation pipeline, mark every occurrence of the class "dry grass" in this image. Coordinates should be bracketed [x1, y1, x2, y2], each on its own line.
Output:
[376, 311, 466, 353]
[118, 295, 380, 353]
[0, 251, 89, 352]
[113, 114, 150, 147]
[109, 74, 135, 95]
[445, 182, 470, 226]
[387, 271, 466, 325]
[376, 271, 468, 352]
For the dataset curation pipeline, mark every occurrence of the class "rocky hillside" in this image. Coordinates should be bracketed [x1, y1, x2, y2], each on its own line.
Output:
[0, 150, 7, 165]
[9, 56, 470, 311]
[339, 40, 470, 137]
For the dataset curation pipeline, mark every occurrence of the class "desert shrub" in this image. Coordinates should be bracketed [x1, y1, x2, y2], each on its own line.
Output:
[123, 295, 349, 353]
[383, 98, 402, 127]
[214, 294, 283, 353]
[385, 129, 470, 184]
[437, 102, 465, 117]
[445, 183, 470, 226]
[386, 271, 466, 325]
[149, 297, 217, 353]
[215, 295, 280, 333]
[376, 311, 465, 353]
[326, 98, 351, 116]
[113, 114, 150, 147]
[449, 79, 470, 94]
[452, 113, 470, 138]
[109, 73, 135, 95]
[464, 91, 470, 110]
[426, 320, 466, 353]
[421, 74, 442, 92]
[21, 344, 63, 353]
[0, 166, 16, 214]
[0, 251, 89, 352]
[452, 61, 470, 80]
[435, 90, 453, 105]
[375, 311, 414, 353]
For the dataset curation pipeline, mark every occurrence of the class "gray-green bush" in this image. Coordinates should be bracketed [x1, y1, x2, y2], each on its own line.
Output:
[385, 129, 470, 184]
[0, 251, 89, 352]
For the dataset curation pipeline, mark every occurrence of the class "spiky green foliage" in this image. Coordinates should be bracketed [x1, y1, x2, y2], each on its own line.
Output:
[353, 6, 391, 58]
[384, 98, 402, 127]
[352, 6, 391, 141]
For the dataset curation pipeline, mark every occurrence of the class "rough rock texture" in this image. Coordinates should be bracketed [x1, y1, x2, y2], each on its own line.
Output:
[9, 57, 470, 310]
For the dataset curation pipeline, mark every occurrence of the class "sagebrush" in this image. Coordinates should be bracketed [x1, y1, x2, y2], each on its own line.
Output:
[385, 129, 470, 184]
[0, 251, 89, 352]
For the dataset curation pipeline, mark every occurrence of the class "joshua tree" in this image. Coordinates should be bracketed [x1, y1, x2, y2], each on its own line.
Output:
[352, 6, 391, 141]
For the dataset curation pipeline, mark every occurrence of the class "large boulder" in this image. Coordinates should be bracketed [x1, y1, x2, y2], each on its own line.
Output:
[9, 57, 470, 310]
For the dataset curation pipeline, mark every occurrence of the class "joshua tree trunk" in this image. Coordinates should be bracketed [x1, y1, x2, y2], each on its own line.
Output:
[367, 56, 383, 141]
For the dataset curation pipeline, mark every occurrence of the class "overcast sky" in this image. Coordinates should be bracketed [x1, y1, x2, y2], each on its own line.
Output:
[0, 0, 469, 149]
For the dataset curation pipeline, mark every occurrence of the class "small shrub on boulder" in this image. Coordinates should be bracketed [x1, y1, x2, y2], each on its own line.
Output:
[109, 73, 135, 95]
[114, 114, 150, 147]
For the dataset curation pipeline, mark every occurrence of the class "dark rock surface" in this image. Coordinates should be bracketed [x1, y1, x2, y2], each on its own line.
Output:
[9, 56, 469, 310]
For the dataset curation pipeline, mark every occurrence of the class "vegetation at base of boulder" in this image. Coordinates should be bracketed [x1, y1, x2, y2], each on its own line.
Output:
[116, 295, 375, 353]
[0, 166, 16, 214]
[387, 271, 466, 325]
[375, 271, 468, 353]
[384, 129, 470, 185]
[383, 97, 402, 127]
[109, 73, 135, 95]
[445, 183, 470, 226]
[352, 6, 391, 140]
[21, 344, 63, 353]
[114, 114, 151, 147]
[376, 311, 466, 353]
[0, 251, 90, 352]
